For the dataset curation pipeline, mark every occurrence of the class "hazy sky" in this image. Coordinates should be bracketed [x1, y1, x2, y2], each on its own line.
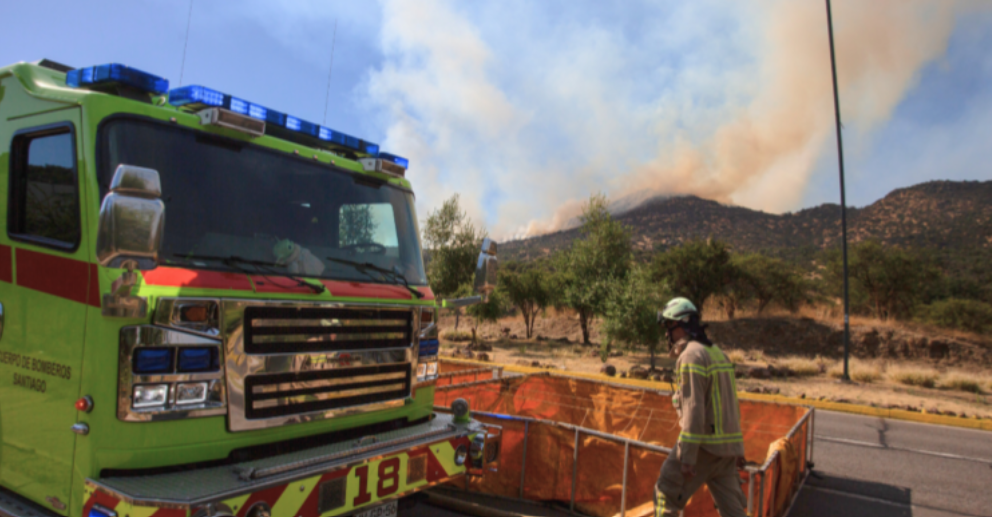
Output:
[4, 0, 991, 239]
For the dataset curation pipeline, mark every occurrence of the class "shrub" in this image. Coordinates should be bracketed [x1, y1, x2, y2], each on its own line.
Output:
[725, 349, 747, 364]
[778, 357, 821, 377]
[441, 330, 473, 342]
[829, 359, 881, 383]
[888, 366, 938, 388]
[917, 298, 992, 334]
[943, 373, 984, 394]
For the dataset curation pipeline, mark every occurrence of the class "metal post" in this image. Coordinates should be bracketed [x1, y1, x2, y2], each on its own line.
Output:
[768, 461, 777, 517]
[747, 471, 754, 516]
[826, 0, 852, 382]
[620, 442, 630, 517]
[519, 421, 529, 499]
[570, 429, 579, 512]
[757, 471, 765, 517]
[809, 410, 816, 467]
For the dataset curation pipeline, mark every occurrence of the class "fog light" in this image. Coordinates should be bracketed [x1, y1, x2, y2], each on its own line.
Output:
[417, 363, 427, 379]
[133, 384, 168, 408]
[427, 361, 438, 376]
[176, 382, 208, 405]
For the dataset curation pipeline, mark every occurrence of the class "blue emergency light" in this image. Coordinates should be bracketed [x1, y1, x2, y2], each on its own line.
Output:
[133, 348, 173, 374]
[177, 347, 219, 373]
[167, 85, 407, 165]
[66, 63, 169, 94]
[419, 339, 439, 357]
[379, 152, 410, 169]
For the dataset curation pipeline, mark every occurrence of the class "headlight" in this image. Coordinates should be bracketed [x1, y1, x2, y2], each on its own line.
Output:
[133, 384, 168, 408]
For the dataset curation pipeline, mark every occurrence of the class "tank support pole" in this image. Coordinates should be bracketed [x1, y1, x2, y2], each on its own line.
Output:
[768, 461, 778, 516]
[747, 470, 754, 516]
[620, 442, 630, 517]
[757, 471, 766, 517]
[519, 421, 529, 499]
[570, 429, 579, 512]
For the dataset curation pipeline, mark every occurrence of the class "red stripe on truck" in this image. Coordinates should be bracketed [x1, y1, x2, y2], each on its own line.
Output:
[0, 245, 11, 283]
[142, 266, 253, 290]
[16, 248, 99, 307]
[321, 280, 434, 300]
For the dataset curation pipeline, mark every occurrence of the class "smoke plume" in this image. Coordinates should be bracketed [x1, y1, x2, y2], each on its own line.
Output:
[363, 0, 973, 239]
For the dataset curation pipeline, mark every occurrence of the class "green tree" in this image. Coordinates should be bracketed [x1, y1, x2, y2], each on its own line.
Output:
[500, 263, 552, 338]
[557, 194, 632, 344]
[651, 239, 733, 317]
[456, 283, 506, 345]
[602, 266, 666, 370]
[422, 195, 485, 298]
[723, 253, 809, 317]
[825, 240, 940, 320]
[917, 298, 992, 334]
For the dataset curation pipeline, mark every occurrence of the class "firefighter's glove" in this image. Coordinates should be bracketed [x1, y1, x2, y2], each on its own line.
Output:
[736, 456, 747, 471]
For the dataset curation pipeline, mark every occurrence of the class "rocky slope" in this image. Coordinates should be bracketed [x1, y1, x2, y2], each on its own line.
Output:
[501, 180, 992, 262]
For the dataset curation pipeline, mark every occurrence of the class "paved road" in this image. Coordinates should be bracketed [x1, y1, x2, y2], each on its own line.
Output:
[791, 410, 992, 517]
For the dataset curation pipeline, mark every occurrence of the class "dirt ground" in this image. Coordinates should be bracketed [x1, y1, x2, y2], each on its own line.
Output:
[438, 312, 992, 420]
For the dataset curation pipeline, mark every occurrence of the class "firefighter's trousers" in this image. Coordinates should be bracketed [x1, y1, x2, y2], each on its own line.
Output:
[655, 448, 747, 517]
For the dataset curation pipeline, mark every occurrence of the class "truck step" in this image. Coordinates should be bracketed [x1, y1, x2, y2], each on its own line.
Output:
[0, 485, 61, 517]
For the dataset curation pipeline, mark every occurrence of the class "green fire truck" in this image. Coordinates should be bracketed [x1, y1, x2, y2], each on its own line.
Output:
[0, 59, 499, 517]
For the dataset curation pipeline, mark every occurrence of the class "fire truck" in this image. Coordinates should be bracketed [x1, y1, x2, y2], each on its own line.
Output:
[0, 59, 499, 517]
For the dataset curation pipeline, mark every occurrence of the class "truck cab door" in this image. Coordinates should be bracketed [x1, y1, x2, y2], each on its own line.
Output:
[0, 104, 90, 514]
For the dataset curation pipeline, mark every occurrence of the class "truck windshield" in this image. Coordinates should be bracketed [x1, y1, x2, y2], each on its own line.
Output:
[99, 118, 427, 285]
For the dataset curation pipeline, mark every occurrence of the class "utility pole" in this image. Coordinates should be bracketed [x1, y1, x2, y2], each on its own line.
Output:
[826, 0, 852, 382]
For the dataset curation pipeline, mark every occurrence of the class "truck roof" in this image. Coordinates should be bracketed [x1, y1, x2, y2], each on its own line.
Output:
[0, 60, 412, 189]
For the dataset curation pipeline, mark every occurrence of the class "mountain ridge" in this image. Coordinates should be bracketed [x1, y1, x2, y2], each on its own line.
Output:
[501, 179, 992, 262]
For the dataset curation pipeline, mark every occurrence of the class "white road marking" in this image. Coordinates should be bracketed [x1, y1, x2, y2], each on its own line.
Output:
[815, 435, 992, 464]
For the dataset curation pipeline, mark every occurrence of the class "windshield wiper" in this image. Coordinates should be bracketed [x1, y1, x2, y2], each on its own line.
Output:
[172, 253, 326, 294]
[326, 257, 425, 299]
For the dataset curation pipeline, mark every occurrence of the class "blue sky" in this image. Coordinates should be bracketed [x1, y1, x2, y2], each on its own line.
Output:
[3, 0, 990, 238]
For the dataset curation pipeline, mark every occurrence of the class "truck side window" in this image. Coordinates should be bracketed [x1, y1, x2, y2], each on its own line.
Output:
[8, 125, 80, 250]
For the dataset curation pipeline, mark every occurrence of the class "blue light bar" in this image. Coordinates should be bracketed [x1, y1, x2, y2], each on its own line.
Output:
[169, 85, 224, 107]
[66, 63, 169, 94]
[177, 347, 219, 373]
[286, 116, 319, 137]
[133, 348, 173, 374]
[166, 85, 382, 154]
[226, 96, 286, 126]
[379, 152, 410, 169]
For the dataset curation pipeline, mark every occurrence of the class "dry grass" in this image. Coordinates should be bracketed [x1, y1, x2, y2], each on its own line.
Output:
[440, 330, 473, 342]
[777, 356, 822, 377]
[828, 359, 882, 383]
[942, 372, 984, 394]
[887, 365, 939, 388]
[725, 349, 746, 364]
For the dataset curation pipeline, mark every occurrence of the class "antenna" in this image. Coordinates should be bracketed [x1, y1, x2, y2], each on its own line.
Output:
[179, 0, 195, 87]
[322, 20, 339, 125]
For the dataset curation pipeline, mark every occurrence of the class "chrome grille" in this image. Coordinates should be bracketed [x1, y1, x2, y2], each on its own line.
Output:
[224, 301, 420, 432]
[244, 306, 412, 354]
[245, 364, 411, 420]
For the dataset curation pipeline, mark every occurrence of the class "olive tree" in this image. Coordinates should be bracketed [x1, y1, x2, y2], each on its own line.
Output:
[500, 263, 553, 338]
[557, 194, 632, 344]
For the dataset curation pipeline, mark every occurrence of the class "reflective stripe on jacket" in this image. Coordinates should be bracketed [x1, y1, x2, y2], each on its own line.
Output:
[672, 339, 745, 464]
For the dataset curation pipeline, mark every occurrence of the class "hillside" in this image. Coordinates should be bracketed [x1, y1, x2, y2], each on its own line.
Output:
[501, 180, 992, 262]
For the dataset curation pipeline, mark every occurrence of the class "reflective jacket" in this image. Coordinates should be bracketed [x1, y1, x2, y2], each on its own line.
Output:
[671, 339, 744, 465]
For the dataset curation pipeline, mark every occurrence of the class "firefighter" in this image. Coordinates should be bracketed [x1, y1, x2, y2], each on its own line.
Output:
[654, 297, 747, 517]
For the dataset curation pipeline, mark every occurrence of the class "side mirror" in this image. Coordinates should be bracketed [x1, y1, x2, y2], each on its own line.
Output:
[473, 238, 498, 300]
[96, 165, 165, 270]
[441, 238, 499, 309]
